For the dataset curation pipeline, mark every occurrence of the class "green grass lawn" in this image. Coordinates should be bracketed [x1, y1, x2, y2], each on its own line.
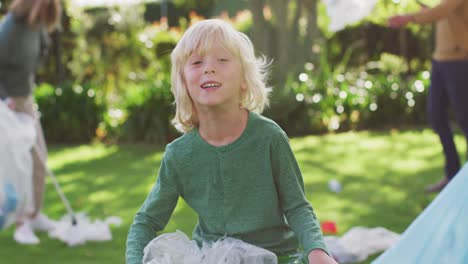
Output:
[1, 129, 465, 264]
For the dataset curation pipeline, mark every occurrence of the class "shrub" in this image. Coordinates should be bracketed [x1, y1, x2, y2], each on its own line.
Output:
[35, 82, 105, 143]
[121, 79, 177, 144]
[287, 52, 430, 134]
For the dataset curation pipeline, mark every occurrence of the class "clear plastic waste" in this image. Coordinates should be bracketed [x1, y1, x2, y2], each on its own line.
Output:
[328, 179, 342, 193]
[48, 212, 122, 246]
[143, 230, 278, 264]
[324, 227, 400, 264]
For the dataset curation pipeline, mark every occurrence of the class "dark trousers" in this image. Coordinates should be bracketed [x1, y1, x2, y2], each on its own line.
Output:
[427, 59, 468, 179]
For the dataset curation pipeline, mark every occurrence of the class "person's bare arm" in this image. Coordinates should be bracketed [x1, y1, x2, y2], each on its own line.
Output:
[413, 0, 463, 24]
[388, 0, 463, 28]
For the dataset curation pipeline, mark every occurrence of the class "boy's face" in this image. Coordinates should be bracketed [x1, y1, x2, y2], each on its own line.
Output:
[183, 42, 246, 112]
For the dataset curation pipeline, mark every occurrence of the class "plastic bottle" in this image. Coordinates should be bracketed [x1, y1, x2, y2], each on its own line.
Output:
[328, 179, 342, 193]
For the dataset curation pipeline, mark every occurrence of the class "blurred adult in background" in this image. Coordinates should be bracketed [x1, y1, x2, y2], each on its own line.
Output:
[388, 0, 468, 193]
[0, 0, 61, 244]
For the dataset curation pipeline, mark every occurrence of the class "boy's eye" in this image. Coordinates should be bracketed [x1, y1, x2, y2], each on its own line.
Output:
[219, 58, 229, 62]
[191, 60, 202, 65]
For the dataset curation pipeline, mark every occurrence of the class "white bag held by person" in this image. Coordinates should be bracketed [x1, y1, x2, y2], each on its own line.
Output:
[0, 100, 36, 230]
[323, 0, 377, 32]
[143, 230, 278, 264]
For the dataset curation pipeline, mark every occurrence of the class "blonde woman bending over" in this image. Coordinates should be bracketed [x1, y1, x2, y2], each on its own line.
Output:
[0, 0, 62, 244]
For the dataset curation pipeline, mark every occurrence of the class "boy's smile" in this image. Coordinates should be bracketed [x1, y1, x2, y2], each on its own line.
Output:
[200, 81, 221, 89]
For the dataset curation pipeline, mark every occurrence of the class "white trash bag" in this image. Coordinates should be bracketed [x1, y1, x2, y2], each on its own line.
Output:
[143, 230, 278, 264]
[323, 0, 378, 32]
[48, 212, 122, 246]
[0, 100, 36, 230]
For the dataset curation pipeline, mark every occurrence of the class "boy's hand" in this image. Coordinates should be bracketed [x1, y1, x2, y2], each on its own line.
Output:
[308, 249, 338, 264]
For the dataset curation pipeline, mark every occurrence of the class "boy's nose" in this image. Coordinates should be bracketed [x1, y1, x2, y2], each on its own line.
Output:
[203, 60, 216, 74]
[204, 69, 215, 74]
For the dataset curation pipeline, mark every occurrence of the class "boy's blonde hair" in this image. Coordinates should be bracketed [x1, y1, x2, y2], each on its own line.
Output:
[9, 0, 62, 32]
[170, 19, 271, 133]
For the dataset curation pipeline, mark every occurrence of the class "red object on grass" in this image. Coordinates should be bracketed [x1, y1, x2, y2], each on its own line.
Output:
[321, 221, 337, 234]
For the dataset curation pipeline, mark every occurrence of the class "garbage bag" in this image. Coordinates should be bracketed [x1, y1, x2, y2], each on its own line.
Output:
[0, 100, 36, 230]
[48, 213, 119, 247]
[322, 0, 377, 32]
[143, 230, 278, 264]
[372, 163, 468, 264]
[324, 227, 399, 263]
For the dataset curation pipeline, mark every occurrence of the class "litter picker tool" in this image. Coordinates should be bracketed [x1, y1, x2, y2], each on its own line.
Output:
[45, 167, 77, 226]
[33, 146, 77, 226]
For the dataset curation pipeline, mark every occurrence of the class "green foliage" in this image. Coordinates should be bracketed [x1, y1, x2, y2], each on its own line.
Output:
[288, 50, 430, 133]
[57, 3, 183, 143]
[66, 4, 162, 105]
[34, 82, 105, 142]
[104, 74, 178, 144]
[121, 88, 176, 144]
[97, 27, 179, 144]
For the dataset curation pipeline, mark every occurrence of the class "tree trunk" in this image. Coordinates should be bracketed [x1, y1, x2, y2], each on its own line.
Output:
[303, 0, 319, 64]
[248, 0, 268, 54]
[290, 0, 302, 63]
[270, 0, 289, 86]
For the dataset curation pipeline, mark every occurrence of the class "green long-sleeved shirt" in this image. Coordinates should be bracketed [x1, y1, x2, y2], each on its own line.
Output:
[126, 112, 327, 264]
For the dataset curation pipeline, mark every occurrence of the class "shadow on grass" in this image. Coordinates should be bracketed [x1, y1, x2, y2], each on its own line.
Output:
[44, 144, 165, 218]
[292, 129, 464, 263]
